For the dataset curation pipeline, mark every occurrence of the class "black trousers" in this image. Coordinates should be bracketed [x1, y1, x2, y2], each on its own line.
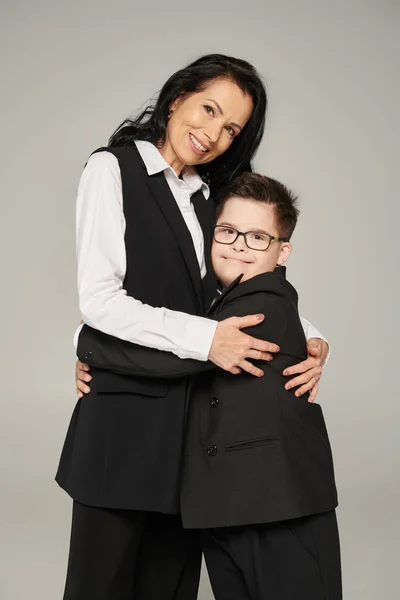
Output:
[201, 511, 342, 600]
[63, 501, 202, 600]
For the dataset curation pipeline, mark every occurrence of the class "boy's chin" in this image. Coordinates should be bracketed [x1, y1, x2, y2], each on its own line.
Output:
[216, 266, 249, 289]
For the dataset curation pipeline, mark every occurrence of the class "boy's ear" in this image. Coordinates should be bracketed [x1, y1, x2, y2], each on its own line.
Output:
[277, 242, 292, 265]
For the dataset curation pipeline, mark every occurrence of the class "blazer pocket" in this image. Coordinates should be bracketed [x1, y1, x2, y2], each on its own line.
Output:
[93, 369, 168, 397]
[225, 436, 279, 452]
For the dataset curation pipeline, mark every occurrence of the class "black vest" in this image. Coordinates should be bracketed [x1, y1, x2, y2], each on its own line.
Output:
[56, 144, 217, 512]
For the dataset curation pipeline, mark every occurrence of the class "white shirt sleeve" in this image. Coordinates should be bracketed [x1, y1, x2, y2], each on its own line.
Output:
[75, 152, 217, 361]
[300, 316, 330, 365]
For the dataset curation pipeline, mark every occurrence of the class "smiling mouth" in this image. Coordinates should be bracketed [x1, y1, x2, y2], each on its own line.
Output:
[189, 133, 209, 153]
[223, 257, 252, 264]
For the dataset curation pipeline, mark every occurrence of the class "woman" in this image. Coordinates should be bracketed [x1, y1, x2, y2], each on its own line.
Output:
[58, 54, 329, 600]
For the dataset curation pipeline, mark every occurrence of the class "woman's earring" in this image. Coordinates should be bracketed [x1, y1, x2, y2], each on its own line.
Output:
[168, 110, 173, 119]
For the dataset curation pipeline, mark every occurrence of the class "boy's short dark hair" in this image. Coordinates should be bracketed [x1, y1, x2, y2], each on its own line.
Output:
[215, 172, 299, 239]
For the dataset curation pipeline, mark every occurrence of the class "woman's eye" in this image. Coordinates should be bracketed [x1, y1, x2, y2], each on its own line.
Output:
[204, 105, 214, 116]
[226, 126, 235, 137]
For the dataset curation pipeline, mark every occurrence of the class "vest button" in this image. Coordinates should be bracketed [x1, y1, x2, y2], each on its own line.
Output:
[84, 351, 93, 360]
[207, 444, 218, 457]
[211, 397, 219, 408]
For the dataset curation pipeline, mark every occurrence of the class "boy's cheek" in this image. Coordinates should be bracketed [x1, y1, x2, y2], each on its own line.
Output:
[212, 255, 240, 287]
[211, 251, 224, 274]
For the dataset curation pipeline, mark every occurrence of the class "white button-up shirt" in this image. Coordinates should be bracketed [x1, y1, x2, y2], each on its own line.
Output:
[74, 141, 329, 361]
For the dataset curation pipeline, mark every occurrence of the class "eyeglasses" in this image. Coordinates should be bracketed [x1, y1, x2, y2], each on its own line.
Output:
[213, 225, 289, 251]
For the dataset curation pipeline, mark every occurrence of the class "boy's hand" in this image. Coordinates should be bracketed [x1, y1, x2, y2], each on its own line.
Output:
[208, 314, 280, 377]
[282, 338, 329, 402]
[76, 360, 92, 398]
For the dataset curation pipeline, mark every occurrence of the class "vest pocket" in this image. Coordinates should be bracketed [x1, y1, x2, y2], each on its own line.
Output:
[93, 369, 168, 397]
[225, 436, 279, 452]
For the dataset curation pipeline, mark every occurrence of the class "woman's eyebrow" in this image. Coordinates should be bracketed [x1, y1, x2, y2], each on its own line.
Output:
[206, 99, 243, 132]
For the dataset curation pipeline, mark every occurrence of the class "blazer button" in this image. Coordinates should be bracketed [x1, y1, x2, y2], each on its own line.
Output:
[84, 351, 93, 360]
[207, 444, 218, 457]
[211, 397, 219, 408]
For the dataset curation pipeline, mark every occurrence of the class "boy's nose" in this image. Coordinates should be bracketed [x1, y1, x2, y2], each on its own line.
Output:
[232, 235, 248, 252]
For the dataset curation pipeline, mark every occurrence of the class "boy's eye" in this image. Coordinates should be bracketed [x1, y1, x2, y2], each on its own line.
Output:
[204, 105, 214, 116]
[249, 232, 266, 242]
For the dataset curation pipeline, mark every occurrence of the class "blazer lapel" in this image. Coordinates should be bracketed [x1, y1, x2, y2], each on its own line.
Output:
[191, 190, 218, 310]
[147, 174, 204, 313]
[205, 274, 243, 317]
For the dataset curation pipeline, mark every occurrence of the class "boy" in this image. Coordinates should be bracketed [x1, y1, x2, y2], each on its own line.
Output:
[77, 173, 341, 599]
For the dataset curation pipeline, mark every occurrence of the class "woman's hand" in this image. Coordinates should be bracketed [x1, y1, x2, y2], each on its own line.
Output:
[76, 360, 92, 398]
[208, 314, 280, 377]
[282, 338, 329, 402]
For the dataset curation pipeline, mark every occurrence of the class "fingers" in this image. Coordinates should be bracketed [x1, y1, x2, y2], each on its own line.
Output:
[238, 359, 264, 377]
[227, 314, 280, 352]
[77, 389, 83, 399]
[77, 379, 91, 395]
[252, 339, 279, 354]
[283, 356, 319, 377]
[75, 360, 92, 396]
[243, 334, 279, 354]
[294, 377, 318, 398]
[230, 315, 280, 353]
[78, 370, 92, 383]
[231, 314, 265, 329]
[285, 366, 322, 394]
[231, 366, 242, 375]
[285, 365, 322, 390]
[308, 382, 319, 403]
[209, 319, 278, 375]
[306, 337, 321, 350]
[306, 338, 329, 363]
[246, 349, 274, 362]
[77, 360, 90, 372]
[306, 343, 320, 356]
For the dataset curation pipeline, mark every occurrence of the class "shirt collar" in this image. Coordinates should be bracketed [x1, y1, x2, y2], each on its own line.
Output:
[135, 140, 210, 199]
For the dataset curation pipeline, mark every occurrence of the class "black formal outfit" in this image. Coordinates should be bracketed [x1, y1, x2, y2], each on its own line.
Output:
[56, 144, 217, 599]
[78, 268, 342, 599]
[199, 510, 341, 600]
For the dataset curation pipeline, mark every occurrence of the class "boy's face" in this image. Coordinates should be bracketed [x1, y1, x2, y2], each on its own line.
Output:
[212, 196, 292, 288]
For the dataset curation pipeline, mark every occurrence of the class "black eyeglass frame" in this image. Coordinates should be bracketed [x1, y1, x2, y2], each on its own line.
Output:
[213, 225, 289, 252]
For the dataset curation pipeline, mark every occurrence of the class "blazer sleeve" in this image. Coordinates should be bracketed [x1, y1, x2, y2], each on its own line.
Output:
[77, 324, 213, 379]
[77, 291, 288, 379]
[214, 291, 288, 346]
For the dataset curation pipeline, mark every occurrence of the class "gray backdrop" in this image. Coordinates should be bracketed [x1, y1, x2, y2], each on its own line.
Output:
[1, 0, 398, 598]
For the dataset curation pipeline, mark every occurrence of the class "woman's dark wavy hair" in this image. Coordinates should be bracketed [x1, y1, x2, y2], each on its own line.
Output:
[109, 54, 267, 193]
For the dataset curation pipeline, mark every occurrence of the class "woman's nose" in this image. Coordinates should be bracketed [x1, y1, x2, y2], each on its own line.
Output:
[205, 123, 222, 144]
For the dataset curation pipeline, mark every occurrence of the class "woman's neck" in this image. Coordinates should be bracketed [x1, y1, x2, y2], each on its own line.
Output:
[157, 140, 185, 176]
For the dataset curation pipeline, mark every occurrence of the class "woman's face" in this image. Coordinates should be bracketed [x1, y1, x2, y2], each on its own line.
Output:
[162, 78, 254, 173]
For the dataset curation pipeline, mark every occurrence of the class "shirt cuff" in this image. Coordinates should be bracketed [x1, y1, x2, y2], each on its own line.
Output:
[177, 315, 218, 361]
[73, 323, 84, 350]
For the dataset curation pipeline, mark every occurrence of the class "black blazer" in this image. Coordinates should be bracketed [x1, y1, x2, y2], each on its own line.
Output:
[78, 268, 338, 528]
[56, 145, 217, 513]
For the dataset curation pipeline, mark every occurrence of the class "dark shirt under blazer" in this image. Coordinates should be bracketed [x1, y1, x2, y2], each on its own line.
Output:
[77, 269, 338, 528]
